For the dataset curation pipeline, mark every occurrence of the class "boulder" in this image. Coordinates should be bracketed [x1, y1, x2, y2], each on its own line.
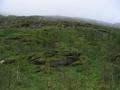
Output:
[0, 60, 5, 64]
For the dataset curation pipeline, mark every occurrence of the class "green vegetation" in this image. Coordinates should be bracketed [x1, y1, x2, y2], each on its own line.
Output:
[0, 16, 120, 90]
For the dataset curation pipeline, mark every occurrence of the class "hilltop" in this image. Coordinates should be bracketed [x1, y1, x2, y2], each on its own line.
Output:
[0, 15, 118, 28]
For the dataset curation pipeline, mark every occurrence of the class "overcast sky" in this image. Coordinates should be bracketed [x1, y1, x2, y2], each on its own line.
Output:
[0, 0, 120, 23]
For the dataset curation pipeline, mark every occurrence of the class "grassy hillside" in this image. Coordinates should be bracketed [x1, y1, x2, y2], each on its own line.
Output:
[0, 16, 120, 90]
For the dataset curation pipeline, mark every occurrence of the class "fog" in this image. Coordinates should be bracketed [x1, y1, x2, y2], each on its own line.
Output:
[0, 0, 120, 23]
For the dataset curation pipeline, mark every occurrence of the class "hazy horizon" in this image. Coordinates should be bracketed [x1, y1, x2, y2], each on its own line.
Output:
[0, 0, 120, 23]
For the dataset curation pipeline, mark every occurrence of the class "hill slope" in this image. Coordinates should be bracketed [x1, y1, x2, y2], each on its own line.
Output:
[0, 16, 120, 90]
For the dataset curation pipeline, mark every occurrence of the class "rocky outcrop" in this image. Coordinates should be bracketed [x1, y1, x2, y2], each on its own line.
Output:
[29, 52, 81, 67]
[0, 59, 16, 64]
